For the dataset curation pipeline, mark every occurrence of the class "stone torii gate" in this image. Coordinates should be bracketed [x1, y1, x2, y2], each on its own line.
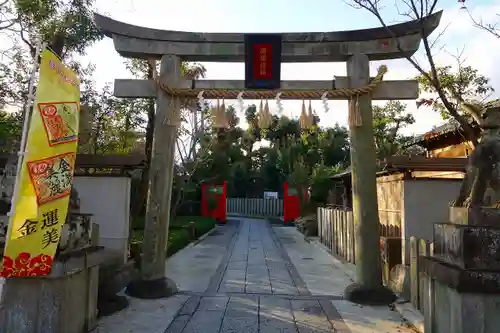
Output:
[94, 11, 441, 302]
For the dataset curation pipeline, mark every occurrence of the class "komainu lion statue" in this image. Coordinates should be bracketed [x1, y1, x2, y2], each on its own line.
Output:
[452, 101, 500, 208]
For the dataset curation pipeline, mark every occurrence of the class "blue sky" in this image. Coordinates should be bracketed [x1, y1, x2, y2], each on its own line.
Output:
[84, 0, 500, 134]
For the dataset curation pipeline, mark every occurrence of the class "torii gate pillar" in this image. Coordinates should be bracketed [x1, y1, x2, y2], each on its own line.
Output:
[126, 55, 180, 298]
[343, 53, 395, 304]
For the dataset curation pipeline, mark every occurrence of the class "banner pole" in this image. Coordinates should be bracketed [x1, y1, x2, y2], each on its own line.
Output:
[6, 41, 45, 222]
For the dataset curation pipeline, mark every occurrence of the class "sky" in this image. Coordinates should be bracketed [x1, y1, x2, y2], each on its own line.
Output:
[81, 0, 500, 135]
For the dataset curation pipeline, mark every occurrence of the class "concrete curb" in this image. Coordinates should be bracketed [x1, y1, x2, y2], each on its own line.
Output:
[310, 239, 356, 281]
[395, 301, 424, 333]
[166, 225, 219, 261]
[186, 225, 219, 248]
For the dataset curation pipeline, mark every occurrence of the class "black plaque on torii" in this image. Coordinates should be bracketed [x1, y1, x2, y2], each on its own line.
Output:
[244, 34, 282, 90]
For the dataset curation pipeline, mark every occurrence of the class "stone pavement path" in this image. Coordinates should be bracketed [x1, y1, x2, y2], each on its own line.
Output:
[94, 218, 418, 333]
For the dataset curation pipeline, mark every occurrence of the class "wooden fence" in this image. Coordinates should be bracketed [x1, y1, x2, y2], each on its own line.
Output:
[317, 207, 356, 263]
[317, 206, 402, 264]
[318, 206, 434, 323]
[226, 198, 283, 217]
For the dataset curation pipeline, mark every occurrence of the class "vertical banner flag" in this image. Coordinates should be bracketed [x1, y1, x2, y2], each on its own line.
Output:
[1, 48, 80, 277]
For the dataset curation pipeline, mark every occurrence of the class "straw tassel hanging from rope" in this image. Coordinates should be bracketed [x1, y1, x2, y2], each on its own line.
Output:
[299, 100, 308, 130]
[258, 99, 272, 129]
[212, 99, 229, 129]
[348, 95, 362, 127]
[307, 100, 314, 128]
[257, 100, 264, 128]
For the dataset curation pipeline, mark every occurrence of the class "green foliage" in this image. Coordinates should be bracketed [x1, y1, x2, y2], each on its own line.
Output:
[84, 84, 145, 154]
[131, 216, 215, 261]
[0, 110, 22, 151]
[416, 65, 494, 120]
[372, 101, 415, 159]
[310, 164, 342, 205]
[206, 196, 219, 212]
[15, 0, 103, 57]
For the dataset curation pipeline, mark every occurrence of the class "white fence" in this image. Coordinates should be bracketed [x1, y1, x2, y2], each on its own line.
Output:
[226, 198, 283, 217]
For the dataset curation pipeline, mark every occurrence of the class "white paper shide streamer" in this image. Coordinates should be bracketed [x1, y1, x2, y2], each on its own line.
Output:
[197, 90, 205, 110]
[321, 92, 329, 113]
[275, 92, 283, 115]
[237, 92, 244, 113]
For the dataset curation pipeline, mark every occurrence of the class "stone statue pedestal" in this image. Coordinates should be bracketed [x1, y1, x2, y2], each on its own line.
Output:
[449, 206, 500, 226]
[0, 247, 108, 333]
[420, 218, 500, 333]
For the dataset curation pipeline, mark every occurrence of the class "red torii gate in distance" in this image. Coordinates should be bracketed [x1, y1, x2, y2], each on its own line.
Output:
[201, 181, 300, 224]
[201, 181, 227, 223]
[283, 181, 300, 224]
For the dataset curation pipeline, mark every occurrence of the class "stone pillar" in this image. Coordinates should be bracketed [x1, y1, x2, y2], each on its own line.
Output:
[420, 223, 500, 333]
[126, 55, 181, 299]
[343, 53, 395, 304]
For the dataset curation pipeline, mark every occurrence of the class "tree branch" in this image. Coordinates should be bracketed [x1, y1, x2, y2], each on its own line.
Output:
[348, 0, 479, 146]
[468, 10, 500, 39]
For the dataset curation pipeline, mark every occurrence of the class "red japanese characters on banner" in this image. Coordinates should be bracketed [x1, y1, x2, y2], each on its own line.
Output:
[253, 44, 273, 80]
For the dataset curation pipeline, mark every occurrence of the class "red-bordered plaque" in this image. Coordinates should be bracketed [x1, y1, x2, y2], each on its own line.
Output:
[27, 152, 76, 205]
[38, 101, 79, 146]
[244, 34, 282, 90]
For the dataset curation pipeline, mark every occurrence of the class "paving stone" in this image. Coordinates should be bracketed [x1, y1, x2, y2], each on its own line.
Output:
[182, 310, 225, 333]
[290, 300, 333, 332]
[220, 316, 259, 333]
[270, 280, 299, 295]
[198, 296, 229, 311]
[224, 296, 259, 317]
[226, 261, 247, 270]
[219, 282, 245, 293]
[164, 314, 190, 333]
[268, 268, 293, 280]
[246, 274, 271, 288]
[179, 296, 201, 315]
[229, 254, 247, 262]
[246, 283, 272, 294]
[246, 265, 269, 275]
[260, 296, 298, 333]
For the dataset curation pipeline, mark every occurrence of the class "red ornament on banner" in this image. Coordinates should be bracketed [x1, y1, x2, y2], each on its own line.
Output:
[1, 252, 54, 277]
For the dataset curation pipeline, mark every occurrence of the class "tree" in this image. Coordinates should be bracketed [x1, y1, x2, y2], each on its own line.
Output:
[0, 0, 105, 152]
[417, 63, 494, 122]
[14, 0, 102, 59]
[310, 163, 342, 206]
[372, 101, 415, 159]
[0, 110, 21, 151]
[124, 58, 208, 219]
[349, 0, 481, 146]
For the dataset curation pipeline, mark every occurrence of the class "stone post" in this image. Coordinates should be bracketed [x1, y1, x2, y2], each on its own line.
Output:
[126, 55, 181, 299]
[343, 52, 395, 305]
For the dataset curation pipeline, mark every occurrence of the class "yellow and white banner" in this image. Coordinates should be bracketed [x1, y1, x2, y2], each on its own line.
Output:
[1, 48, 80, 277]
